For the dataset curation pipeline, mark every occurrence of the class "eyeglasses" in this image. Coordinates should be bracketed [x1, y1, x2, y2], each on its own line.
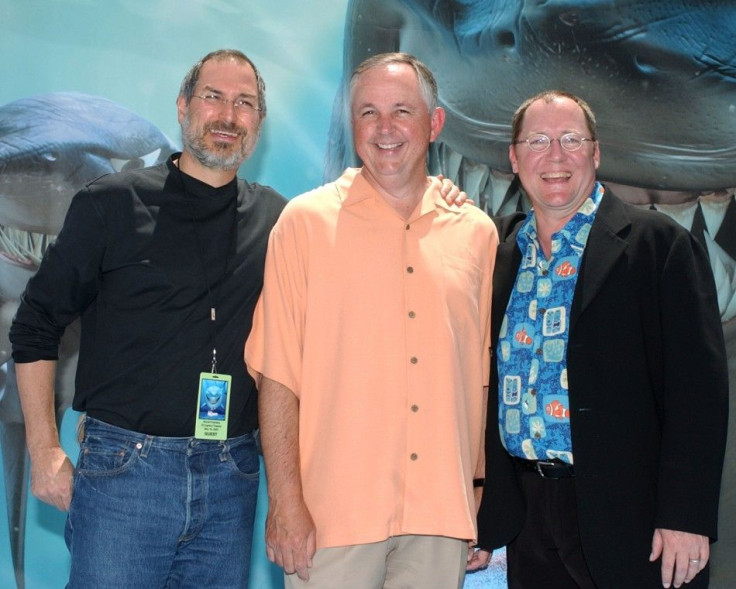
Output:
[191, 93, 262, 113]
[514, 133, 594, 152]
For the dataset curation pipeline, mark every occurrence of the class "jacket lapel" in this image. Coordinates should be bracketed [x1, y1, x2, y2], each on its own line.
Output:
[494, 191, 632, 333]
[571, 191, 631, 323]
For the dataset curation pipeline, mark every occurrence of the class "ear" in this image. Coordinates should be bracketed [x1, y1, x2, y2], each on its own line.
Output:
[429, 107, 446, 142]
[509, 144, 519, 174]
[176, 95, 187, 125]
[593, 141, 601, 170]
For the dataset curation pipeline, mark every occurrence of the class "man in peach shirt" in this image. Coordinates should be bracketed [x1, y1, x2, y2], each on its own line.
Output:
[245, 52, 497, 588]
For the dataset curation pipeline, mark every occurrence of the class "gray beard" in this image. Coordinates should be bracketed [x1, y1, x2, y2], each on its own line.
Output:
[181, 117, 260, 171]
[186, 140, 244, 171]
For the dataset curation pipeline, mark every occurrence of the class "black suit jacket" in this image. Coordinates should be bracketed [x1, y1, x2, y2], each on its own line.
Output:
[476, 190, 729, 588]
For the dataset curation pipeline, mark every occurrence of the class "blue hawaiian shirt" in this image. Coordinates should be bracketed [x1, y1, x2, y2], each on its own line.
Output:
[498, 183, 604, 464]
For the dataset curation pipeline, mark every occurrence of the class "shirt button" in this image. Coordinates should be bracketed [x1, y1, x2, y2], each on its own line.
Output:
[410, 357, 418, 364]
[408, 311, 416, 319]
[405, 224, 411, 230]
[407, 266, 414, 273]
[536, 349, 543, 355]
[411, 404, 419, 412]
[410, 453, 418, 461]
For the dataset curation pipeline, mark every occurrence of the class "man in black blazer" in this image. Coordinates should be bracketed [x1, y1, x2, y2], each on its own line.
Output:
[471, 91, 728, 588]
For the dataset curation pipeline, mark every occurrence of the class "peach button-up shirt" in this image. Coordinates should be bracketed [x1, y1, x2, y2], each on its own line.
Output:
[246, 168, 497, 549]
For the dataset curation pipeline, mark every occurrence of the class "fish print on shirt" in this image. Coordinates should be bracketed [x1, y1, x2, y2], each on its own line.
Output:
[498, 184, 605, 464]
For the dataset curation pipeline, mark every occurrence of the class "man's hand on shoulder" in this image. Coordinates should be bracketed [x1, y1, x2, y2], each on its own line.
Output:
[437, 174, 474, 207]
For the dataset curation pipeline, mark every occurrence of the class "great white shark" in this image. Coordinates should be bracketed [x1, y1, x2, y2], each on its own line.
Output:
[326, 1, 736, 586]
[0, 91, 176, 588]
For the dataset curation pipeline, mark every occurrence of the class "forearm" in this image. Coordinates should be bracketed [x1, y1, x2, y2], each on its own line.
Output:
[259, 376, 304, 502]
[16, 360, 62, 456]
[258, 375, 316, 579]
[16, 359, 74, 511]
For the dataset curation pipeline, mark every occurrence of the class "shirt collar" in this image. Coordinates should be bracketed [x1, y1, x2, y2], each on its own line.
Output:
[337, 167, 461, 220]
[520, 182, 604, 251]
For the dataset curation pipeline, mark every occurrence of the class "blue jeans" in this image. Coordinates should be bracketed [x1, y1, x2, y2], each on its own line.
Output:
[65, 417, 260, 588]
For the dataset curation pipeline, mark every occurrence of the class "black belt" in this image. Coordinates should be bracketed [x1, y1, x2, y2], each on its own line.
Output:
[512, 456, 575, 479]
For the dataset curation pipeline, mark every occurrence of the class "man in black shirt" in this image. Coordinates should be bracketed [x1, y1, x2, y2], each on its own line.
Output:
[9, 49, 286, 588]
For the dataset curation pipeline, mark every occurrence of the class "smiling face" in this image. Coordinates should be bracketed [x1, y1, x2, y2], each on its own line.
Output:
[350, 62, 444, 196]
[177, 57, 263, 175]
[510, 96, 600, 225]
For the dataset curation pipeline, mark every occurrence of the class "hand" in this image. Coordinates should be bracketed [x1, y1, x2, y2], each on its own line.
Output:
[265, 496, 317, 581]
[466, 546, 492, 571]
[438, 174, 474, 206]
[29, 446, 74, 511]
[650, 528, 709, 588]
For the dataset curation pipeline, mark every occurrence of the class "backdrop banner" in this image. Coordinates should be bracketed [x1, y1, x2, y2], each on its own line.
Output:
[1, 2, 733, 588]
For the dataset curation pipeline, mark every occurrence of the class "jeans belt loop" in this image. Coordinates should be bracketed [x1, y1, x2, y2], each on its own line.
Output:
[139, 435, 154, 459]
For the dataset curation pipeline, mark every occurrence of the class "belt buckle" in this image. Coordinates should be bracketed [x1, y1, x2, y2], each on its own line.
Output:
[535, 460, 557, 478]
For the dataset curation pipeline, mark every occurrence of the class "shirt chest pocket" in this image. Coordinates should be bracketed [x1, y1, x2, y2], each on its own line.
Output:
[440, 254, 483, 315]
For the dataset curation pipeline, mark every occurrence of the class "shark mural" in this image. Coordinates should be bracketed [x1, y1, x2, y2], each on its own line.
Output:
[0, 91, 176, 588]
[326, 1, 736, 586]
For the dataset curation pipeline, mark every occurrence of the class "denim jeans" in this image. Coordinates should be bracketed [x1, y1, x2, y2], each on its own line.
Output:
[65, 416, 260, 588]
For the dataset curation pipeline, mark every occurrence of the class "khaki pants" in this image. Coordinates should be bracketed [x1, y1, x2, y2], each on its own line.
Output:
[284, 535, 467, 589]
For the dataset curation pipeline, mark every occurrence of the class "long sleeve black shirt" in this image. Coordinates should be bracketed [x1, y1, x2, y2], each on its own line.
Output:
[10, 155, 286, 437]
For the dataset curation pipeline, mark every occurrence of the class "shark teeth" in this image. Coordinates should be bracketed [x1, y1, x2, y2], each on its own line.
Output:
[430, 140, 736, 322]
[429, 141, 520, 216]
[644, 192, 736, 321]
[703, 231, 736, 321]
[0, 226, 51, 267]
